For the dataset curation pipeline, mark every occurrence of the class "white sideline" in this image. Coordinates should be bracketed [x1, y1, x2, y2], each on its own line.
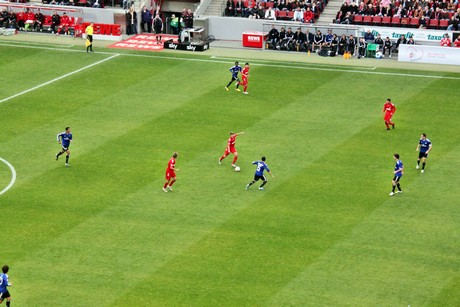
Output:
[0, 54, 120, 104]
[0, 157, 17, 195]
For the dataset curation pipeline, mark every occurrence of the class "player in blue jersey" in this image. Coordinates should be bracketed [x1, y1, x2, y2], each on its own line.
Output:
[225, 61, 242, 91]
[0, 265, 12, 307]
[245, 156, 274, 190]
[416, 133, 432, 173]
[389, 153, 403, 196]
[56, 127, 72, 167]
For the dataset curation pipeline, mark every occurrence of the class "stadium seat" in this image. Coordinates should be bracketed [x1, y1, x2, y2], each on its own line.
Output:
[43, 15, 52, 27]
[428, 18, 439, 29]
[353, 14, 363, 24]
[372, 16, 382, 26]
[266, 2, 274, 8]
[277, 10, 287, 19]
[286, 10, 294, 20]
[409, 17, 420, 28]
[401, 17, 410, 26]
[439, 19, 449, 29]
[362, 15, 372, 25]
[391, 16, 401, 26]
[381, 16, 391, 26]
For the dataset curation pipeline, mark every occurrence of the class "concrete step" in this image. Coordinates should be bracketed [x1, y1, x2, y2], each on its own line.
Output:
[321, 13, 338, 17]
[204, 10, 222, 15]
[316, 0, 343, 23]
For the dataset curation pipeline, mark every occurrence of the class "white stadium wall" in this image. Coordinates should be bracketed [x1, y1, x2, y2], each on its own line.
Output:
[398, 44, 460, 65]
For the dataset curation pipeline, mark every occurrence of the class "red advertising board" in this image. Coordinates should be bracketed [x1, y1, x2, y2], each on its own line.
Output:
[108, 34, 179, 52]
[242, 32, 267, 48]
[81, 22, 121, 36]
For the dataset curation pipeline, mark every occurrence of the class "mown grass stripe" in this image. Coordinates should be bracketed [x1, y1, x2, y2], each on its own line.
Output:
[0, 54, 119, 104]
[270, 143, 460, 306]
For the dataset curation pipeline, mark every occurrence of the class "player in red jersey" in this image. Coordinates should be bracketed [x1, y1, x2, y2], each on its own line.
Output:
[236, 63, 250, 94]
[163, 152, 179, 193]
[24, 8, 35, 32]
[454, 37, 460, 48]
[382, 98, 396, 130]
[16, 9, 26, 30]
[440, 34, 451, 47]
[219, 132, 245, 168]
[58, 12, 71, 35]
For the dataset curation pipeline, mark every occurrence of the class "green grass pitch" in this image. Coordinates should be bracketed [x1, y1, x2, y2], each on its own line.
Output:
[0, 43, 459, 306]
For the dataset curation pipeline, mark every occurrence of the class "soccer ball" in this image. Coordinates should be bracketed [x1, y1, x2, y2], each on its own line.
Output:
[234, 166, 241, 172]
[375, 51, 383, 59]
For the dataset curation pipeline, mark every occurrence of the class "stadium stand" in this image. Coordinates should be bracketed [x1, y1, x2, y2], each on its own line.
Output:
[332, 0, 459, 31]
[224, 0, 328, 23]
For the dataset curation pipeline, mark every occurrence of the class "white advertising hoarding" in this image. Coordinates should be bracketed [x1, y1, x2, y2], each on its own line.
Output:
[398, 44, 460, 65]
[360, 27, 453, 43]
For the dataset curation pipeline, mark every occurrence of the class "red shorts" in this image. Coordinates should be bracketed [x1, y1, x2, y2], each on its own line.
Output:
[384, 113, 393, 121]
[241, 76, 248, 86]
[225, 147, 237, 155]
[165, 171, 176, 180]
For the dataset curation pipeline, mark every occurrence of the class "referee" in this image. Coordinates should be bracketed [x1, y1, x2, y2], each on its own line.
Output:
[85, 22, 94, 52]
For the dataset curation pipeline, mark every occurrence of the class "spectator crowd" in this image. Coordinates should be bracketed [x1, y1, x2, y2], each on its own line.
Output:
[334, 0, 460, 30]
[125, 6, 194, 35]
[0, 3, 198, 37]
[224, 0, 327, 23]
